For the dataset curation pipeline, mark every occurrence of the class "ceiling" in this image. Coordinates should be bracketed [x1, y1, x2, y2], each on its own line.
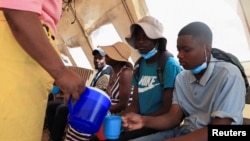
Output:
[55, 0, 250, 69]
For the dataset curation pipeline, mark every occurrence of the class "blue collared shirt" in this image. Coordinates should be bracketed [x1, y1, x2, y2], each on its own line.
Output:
[173, 55, 245, 134]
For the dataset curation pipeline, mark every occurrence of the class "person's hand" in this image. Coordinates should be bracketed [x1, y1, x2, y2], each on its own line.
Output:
[54, 68, 85, 102]
[122, 112, 144, 131]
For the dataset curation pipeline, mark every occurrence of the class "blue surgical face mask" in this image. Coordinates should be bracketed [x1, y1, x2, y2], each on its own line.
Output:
[191, 62, 207, 74]
[138, 41, 159, 59]
[138, 47, 158, 59]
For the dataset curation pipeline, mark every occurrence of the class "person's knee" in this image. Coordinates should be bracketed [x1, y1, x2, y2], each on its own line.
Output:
[47, 101, 63, 114]
[57, 104, 69, 115]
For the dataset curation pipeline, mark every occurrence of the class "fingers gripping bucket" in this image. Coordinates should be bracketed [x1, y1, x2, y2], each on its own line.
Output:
[68, 87, 111, 134]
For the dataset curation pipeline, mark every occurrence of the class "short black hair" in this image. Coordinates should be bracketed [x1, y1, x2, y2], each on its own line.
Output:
[178, 22, 213, 45]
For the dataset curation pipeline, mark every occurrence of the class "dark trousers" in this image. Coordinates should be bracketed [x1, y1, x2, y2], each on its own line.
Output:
[46, 100, 69, 141]
[118, 128, 159, 141]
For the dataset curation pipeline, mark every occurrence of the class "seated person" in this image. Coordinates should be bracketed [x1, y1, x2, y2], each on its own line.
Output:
[122, 21, 246, 141]
[46, 48, 113, 141]
[64, 42, 134, 141]
[118, 16, 182, 141]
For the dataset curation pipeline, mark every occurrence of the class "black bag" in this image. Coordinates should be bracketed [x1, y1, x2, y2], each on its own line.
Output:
[211, 48, 249, 95]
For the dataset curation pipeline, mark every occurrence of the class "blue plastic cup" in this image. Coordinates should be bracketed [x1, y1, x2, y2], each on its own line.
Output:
[68, 87, 111, 134]
[104, 115, 123, 139]
[51, 85, 60, 95]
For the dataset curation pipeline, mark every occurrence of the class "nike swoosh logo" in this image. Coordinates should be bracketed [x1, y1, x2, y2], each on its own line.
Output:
[138, 83, 160, 93]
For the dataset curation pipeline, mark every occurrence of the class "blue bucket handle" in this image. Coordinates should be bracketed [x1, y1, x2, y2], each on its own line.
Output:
[67, 87, 87, 114]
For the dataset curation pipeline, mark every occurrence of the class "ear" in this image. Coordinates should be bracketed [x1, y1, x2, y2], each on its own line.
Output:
[205, 45, 212, 61]
[205, 45, 211, 53]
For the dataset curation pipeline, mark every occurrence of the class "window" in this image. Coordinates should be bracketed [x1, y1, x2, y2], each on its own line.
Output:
[91, 23, 122, 47]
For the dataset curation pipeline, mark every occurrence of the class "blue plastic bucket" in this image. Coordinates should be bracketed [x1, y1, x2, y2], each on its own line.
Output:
[68, 87, 111, 134]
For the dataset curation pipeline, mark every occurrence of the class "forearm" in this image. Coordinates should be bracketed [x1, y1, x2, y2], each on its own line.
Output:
[149, 107, 170, 116]
[110, 101, 127, 113]
[120, 103, 139, 115]
[142, 113, 180, 130]
[3, 9, 66, 80]
[121, 87, 140, 115]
